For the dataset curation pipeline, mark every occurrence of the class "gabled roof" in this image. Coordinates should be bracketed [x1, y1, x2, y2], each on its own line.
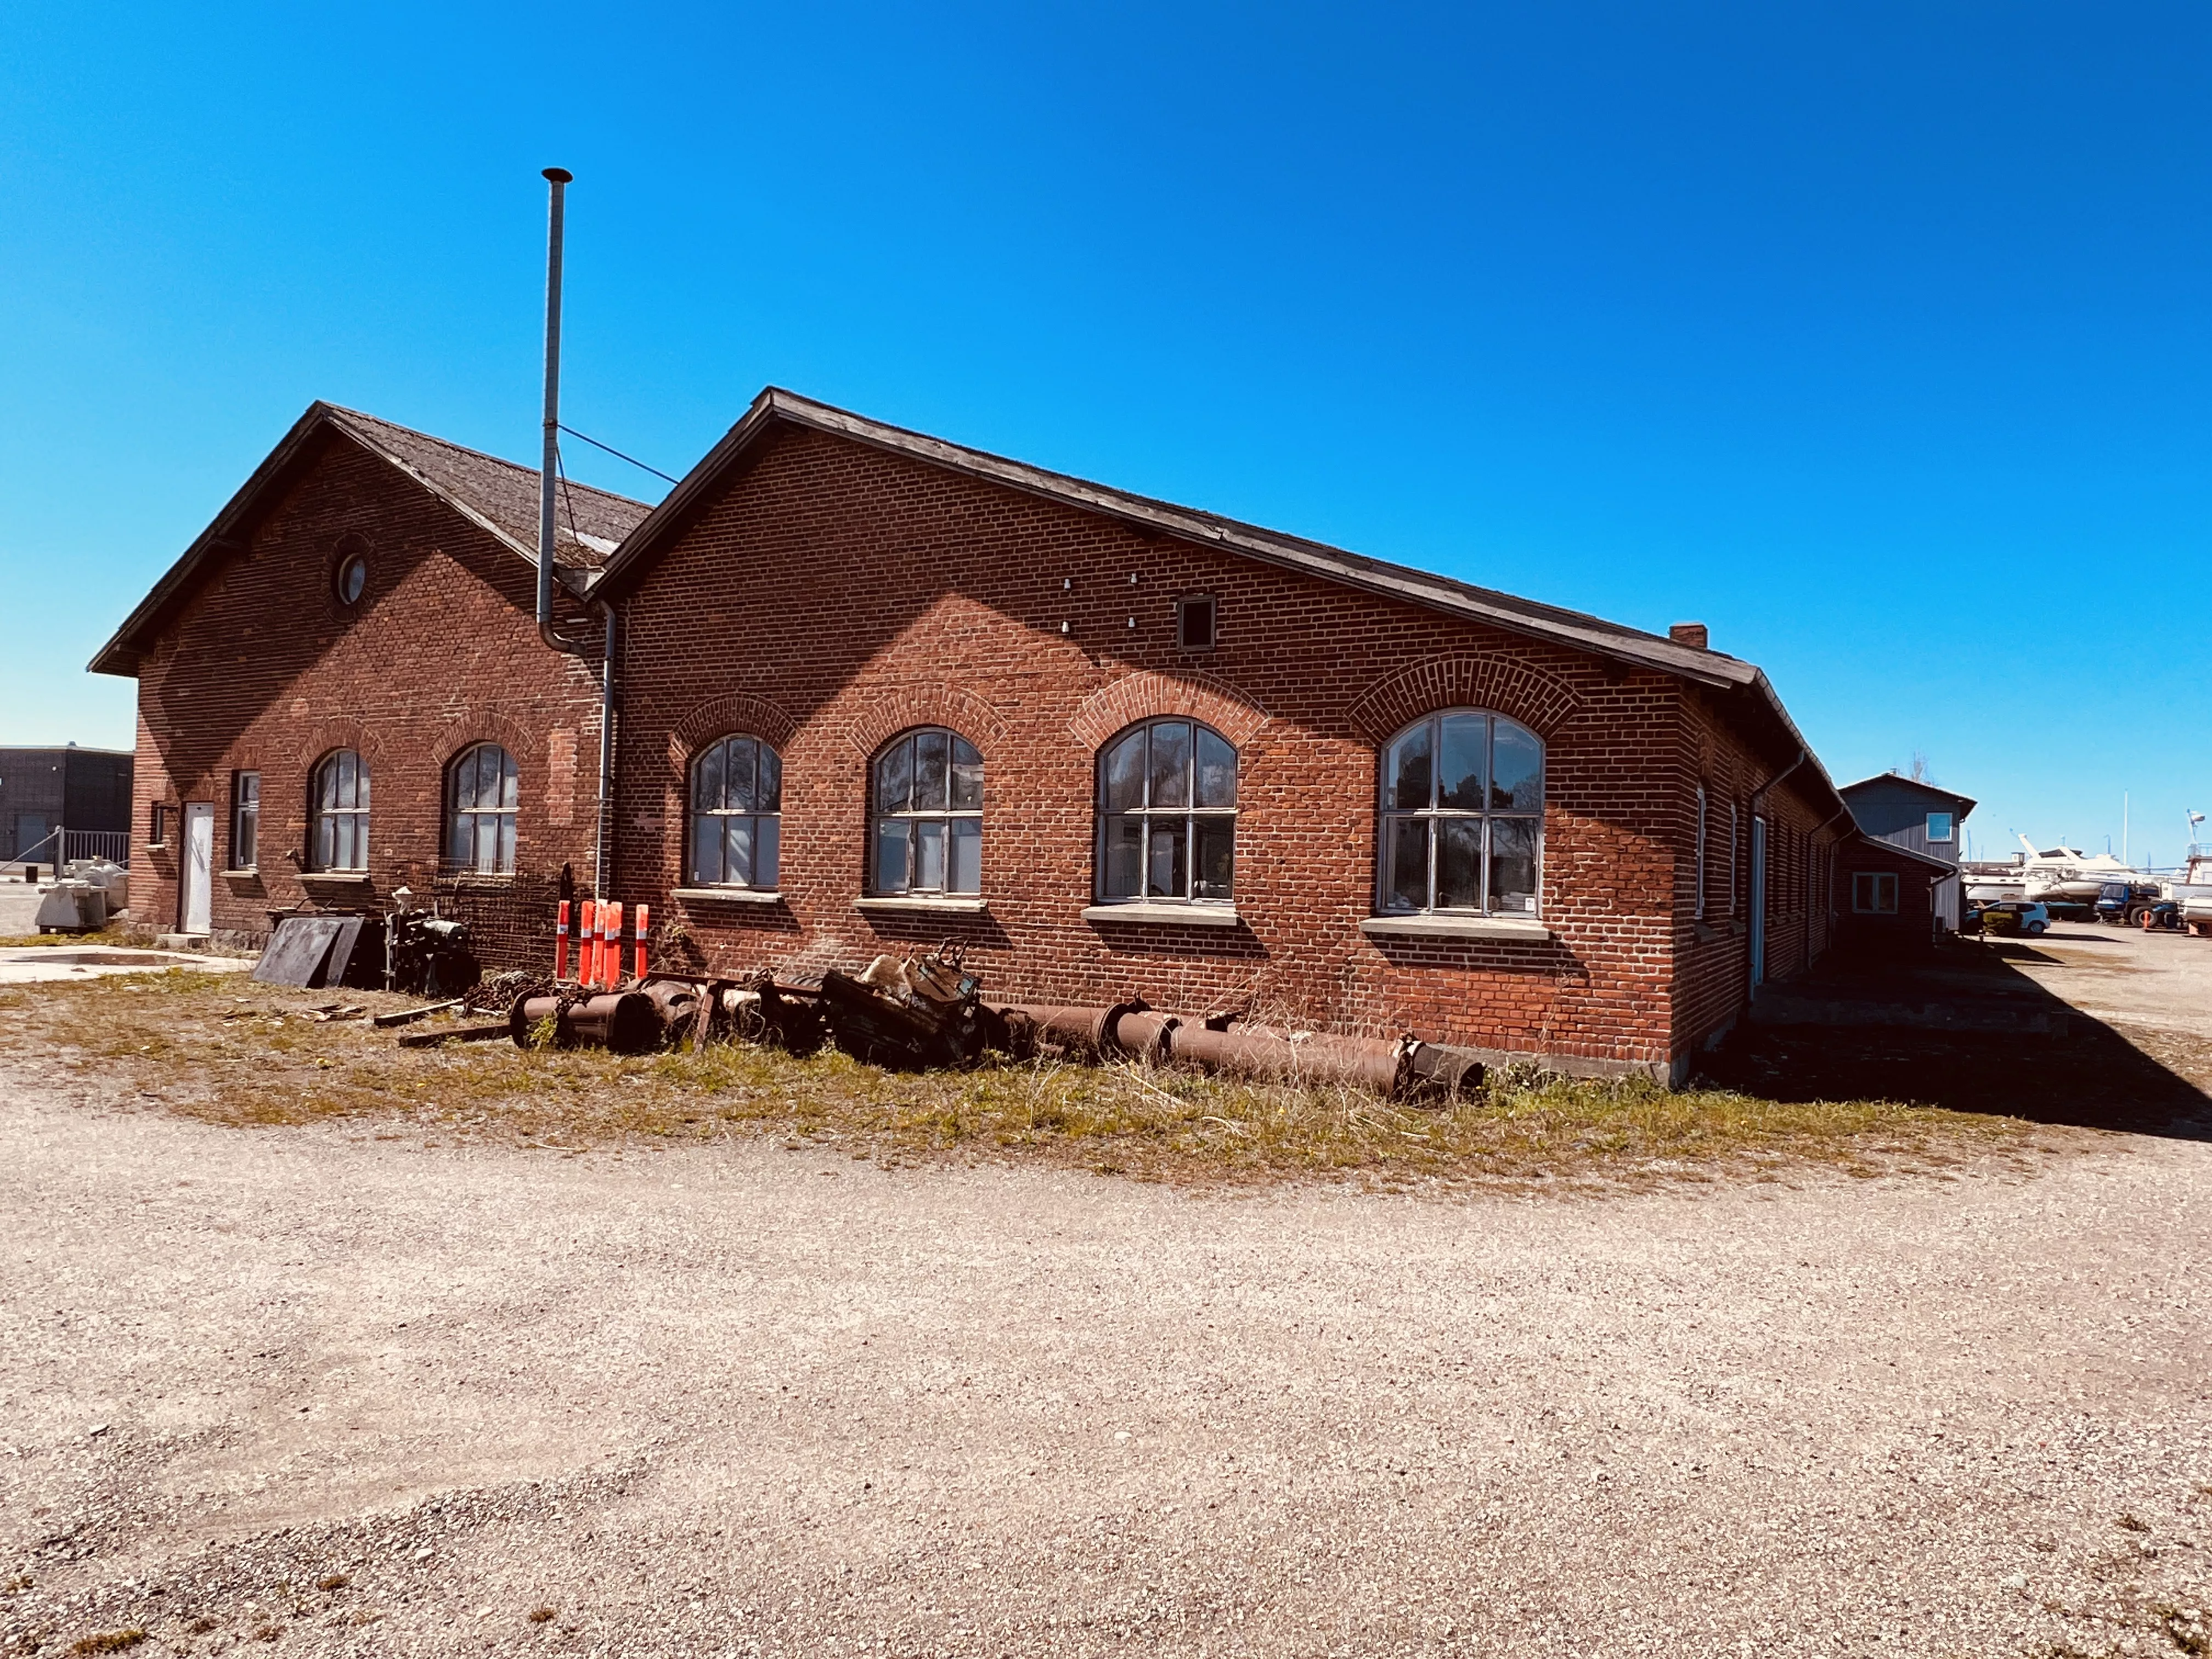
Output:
[89, 402, 652, 676]
[596, 386, 1845, 815]
[1844, 830, 1960, 874]
[1838, 773, 1978, 816]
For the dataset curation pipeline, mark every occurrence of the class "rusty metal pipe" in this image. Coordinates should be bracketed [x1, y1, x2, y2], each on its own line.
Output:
[1164, 1023, 1408, 1093]
[510, 990, 662, 1053]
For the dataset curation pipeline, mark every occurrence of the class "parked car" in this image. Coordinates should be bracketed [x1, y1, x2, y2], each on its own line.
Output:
[1972, 899, 2051, 936]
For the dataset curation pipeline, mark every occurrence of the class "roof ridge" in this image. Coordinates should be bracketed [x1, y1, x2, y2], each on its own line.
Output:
[320, 403, 654, 511]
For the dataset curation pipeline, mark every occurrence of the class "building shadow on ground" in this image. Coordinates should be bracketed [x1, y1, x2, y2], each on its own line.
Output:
[1698, 934, 2212, 1142]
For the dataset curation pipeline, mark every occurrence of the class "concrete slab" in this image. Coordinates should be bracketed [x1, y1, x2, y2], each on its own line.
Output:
[0, 945, 252, 984]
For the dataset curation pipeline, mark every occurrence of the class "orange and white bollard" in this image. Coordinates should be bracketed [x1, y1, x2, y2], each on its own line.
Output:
[603, 901, 624, 988]
[633, 903, 650, 981]
[578, 899, 598, 986]
[554, 900, 572, 981]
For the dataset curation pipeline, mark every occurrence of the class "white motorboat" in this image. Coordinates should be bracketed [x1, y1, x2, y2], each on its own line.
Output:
[2011, 834, 2149, 904]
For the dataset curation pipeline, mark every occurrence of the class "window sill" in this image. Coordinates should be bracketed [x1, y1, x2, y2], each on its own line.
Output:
[854, 895, 989, 914]
[672, 887, 785, 905]
[1083, 902, 1242, 928]
[301, 871, 372, 885]
[1361, 913, 1551, 941]
[220, 868, 261, 881]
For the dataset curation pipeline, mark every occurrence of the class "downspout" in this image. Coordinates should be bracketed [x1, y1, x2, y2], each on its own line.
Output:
[594, 603, 616, 902]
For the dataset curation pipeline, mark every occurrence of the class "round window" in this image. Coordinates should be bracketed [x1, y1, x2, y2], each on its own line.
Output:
[335, 550, 367, 605]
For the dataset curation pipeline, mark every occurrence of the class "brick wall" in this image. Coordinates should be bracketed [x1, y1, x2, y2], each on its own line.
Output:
[609, 425, 1781, 1077]
[129, 429, 604, 960]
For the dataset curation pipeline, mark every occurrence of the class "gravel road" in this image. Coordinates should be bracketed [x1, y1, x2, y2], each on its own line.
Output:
[3, 1062, 2209, 1658]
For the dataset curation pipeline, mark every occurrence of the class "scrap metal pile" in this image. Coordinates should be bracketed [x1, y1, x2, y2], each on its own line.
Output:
[475, 938, 1485, 1103]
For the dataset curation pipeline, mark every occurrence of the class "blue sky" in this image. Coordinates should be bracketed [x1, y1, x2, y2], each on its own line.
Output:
[3, 3, 2204, 865]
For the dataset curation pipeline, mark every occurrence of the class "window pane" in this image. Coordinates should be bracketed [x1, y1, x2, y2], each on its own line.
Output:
[1102, 730, 1146, 811]
[1195, 817, 1234, 900]
[694, 740, 725, 811]
[950, 737, 983, 810]
[1148, 722, 1192, 809]
[1386, 817, 1430, 910]
[473, 816, 498, 875]
[874, 819, 911, 893]
[726, 738, 756, 814]
[1489, 818, 1539, 914]
[498, 749, 518, 809]
[755, 815, 780, 889]
[691, 811, 723, 884]
[1437, 817, 1482, 910]
[1387, 724, 1433, 811]
[316, 811, 335, 871]
[496, 814, 516, 874]
[949, 818, 981, 894]
[725, 816, 755, 888]
[353, 757, 369, 810]
[1195, 728, 1237, 808]
[1103, 814, 1143, 899]
[1438, 715, 1487, 811]
[240, 774, 258, 806]
[912, 731, 949, 811]
[1147, 818, 1187, 899]
[915, 819, 946, 890]
[318, 759, 337, 813]
[1492, 721, 1543, 811]
[1926, 813, 1952, 842]
[876, 740, 911, 816]
[446, 807, 472, 870]
[757, 746, 782, 814]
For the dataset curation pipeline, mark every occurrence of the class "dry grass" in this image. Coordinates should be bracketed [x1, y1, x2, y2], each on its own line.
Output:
[0, 969, 2038, 1191]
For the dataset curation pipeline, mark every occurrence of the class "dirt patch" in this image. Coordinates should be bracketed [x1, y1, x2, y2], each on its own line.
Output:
[0, 969, 2038, 1190]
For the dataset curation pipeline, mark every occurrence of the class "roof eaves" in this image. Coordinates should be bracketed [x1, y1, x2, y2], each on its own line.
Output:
[601, 388, 1760, 691]
[1837, 773, 1979, 816]
[88, 402, 340, 676]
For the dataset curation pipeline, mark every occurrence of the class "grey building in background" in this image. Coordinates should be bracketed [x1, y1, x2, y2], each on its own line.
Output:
[1838, 772, 1976, 929]
[0, 746, 136, 864]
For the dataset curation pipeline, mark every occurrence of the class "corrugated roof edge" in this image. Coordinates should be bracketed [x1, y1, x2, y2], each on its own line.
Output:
[595, 386, 1844, 817]
[88, 403, 650, 677]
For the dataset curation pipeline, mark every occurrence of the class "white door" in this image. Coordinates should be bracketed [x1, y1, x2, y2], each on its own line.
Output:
[1749, 815, 1768, 988]
[182, 803, 215, 934]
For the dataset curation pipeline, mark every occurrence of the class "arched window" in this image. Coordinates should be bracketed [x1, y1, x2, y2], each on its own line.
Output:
[690, 734, 782, 889]
[1097, 719, 1237, 903]
[444, 743, 518, 875]
[1378, 711, 1543, 917]
[311, 749, 370, 872]
[871, 728, 981, 896]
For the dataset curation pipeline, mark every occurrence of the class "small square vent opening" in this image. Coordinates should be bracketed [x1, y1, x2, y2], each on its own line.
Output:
[1176, 594, 1217, 650]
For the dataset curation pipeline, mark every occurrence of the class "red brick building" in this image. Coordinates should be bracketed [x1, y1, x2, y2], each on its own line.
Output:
[90, 403, 648, 960]
[97, 389, 1849, 1081]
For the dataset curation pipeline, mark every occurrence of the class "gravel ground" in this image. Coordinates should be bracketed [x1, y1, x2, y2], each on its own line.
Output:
[2, 1060, 2209, 1658]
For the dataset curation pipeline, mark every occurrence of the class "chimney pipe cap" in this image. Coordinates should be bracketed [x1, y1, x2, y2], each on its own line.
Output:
[1668, 622, 1709, 650]
[543, 167, 574, 184]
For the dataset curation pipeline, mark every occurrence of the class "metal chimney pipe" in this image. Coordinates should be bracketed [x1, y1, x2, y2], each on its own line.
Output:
[537, 167, 589, 656]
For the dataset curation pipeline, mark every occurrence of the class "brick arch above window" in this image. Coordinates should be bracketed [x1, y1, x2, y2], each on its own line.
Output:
[429, 710, 548, 772]
[843, 683, 1009, 762]
[1067, 670, 1271, 753]
[296, 718, 390, 780]
[1345, 654, 1582, 746]
[667, 692, 800, 772]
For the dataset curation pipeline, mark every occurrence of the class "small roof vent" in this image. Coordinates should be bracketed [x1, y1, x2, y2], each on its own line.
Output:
[1668, 622, 1709, 650]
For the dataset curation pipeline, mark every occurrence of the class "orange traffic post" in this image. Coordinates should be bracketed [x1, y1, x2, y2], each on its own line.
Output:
[633, 902, 650, 981]
[554, 900, 571, 981]
[604, 901, 624, 988]
[578, 899, 598, 986]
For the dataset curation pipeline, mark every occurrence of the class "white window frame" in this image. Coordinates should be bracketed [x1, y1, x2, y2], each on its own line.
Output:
[1694, 785, 1708, 921]
[1853, 871, 1899, 914]
[1926, 811, 1954, 844]
[230, 771, 259, 870]
[870, 728, 983, 897]
[444, 743, 519, 877]
[1094, 718, 1238, 905]
[310, 749, 370, 873]
[1376, 709, 1545, 919]
[689, 734, 782, 891]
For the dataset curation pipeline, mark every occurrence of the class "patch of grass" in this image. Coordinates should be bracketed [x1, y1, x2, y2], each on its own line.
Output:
[0, 969, 2038, 1190]
[528, 1607, 556, 1623]
[317, 1573, 349, 1592]
[69, 1633, 146, 1656]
